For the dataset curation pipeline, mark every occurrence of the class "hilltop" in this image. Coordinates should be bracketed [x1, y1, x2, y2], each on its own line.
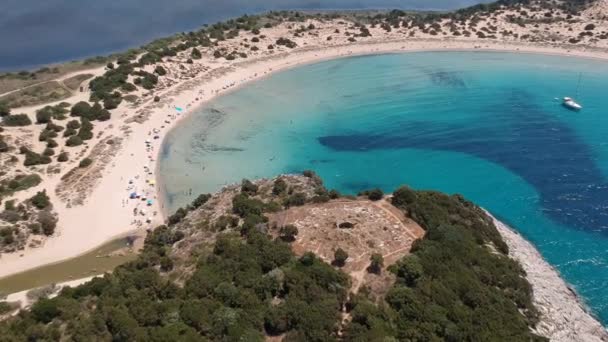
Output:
[1, 173, 606, 341]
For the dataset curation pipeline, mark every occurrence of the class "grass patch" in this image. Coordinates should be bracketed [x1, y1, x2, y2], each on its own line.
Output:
[0, 81, 70, 108]
[0, 60, 104, 94]
[64, 73, 94, 91]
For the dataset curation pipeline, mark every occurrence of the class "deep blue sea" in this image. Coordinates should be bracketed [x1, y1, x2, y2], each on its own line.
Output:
[0, 0, 491, 71]
[160, 51, 608, 324]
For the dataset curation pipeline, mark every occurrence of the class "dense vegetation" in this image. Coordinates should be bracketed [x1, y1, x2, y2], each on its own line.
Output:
[0, 172, 546, 341]
[344, 187, 543, 341]
[0, 227, 349, 341]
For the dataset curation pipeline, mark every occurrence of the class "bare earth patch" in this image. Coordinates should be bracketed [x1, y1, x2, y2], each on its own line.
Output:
[268, 198, 425, 294]
[56, 136, 123, 206]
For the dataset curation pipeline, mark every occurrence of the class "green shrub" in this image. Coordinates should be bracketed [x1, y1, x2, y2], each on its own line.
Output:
[121, 82, 137, 92]
[24, 150, 51, 166]
[36, 110, 52, 124]
[191, 47, 202, 59]
[70, 101, 92, 117]
[0, 139, 8, 153]
[38, 211, 57, 236]
[30, 190, 51, 209]
[46, 139, 58, 148]
[66, 119, 81, 130]
[368, 253, 384, 274]
[43, 147, 55, 156]
[3, 114, 32, 126]
[154, 65, 167, 76]
[360, 188, 383, 201]
[0, 102, 10, 117]
[57, 152, 69, 162]
[279, 225, 298, 242]
[333, 248, 348, 267]
[391, 186, 416, 207]
[66, 135, 83, 146]
[241, 179, 258, 195]
[272, 178, 287, 195]
[285, 192, 306, 207]
[79, 158, 93, 168]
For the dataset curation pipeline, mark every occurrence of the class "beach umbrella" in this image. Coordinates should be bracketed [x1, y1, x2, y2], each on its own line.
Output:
[149, 180, 156, 185]
[130, 192, 137, 199]
[147, 200, 153, 206]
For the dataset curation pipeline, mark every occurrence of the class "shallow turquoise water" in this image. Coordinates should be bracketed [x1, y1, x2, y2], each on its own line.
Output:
[160, 51, 608, 324]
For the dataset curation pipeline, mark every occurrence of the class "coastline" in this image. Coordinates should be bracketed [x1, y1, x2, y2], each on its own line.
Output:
[487, 212, 608, 341]
[2, 37, 608, 279]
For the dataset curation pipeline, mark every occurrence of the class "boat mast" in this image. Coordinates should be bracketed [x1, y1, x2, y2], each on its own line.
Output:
[576, 72, 582, 98]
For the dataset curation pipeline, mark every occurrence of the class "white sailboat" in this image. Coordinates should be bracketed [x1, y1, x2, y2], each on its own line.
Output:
[562, 73, 583, 111]
[563, 97, 582, 111]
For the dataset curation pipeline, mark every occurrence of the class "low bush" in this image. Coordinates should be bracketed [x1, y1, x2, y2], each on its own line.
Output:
[2, 114, 32, 126]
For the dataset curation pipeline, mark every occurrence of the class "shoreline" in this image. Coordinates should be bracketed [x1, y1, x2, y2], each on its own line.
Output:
[2, 37, 608, 279]
[487, 212, 608, 341]
[154, 38, 608, 219]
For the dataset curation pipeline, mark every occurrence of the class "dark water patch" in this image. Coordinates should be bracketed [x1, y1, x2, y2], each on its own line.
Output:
[340, 180, 384, 193]
[414, 65, 467, 88]
[319, 90, 608, 234]
[310, 159, 335, 164]
[428, 70, 467, 88]
[201, 144, 245, 152]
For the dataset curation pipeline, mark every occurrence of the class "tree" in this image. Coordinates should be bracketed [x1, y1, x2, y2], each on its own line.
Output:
[241, 179, 258, 195]
[272, 178, 287, 195]
[392, 186, 416, 207]
[192, 193, 211, 208]
[30, 298, 60, 323]
[279, 225, 298, 242]
[0, 102, 10, 117]
[368, 253, 384, 274]
[367, 188, 383, 201]
[333, 248, 348, 267]
[389, 255, 423, 287]
[38, 211, 57, 236]
[30, 190, 51, 209]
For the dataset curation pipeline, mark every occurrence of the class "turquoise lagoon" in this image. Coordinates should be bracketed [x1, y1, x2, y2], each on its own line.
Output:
[160, 51, 608, 324]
